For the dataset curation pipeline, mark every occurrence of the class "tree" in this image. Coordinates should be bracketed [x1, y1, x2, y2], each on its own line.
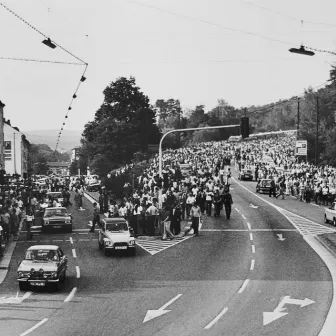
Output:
[81, 77, 161, 177]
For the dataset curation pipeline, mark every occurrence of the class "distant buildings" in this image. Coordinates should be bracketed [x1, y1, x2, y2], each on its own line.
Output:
[3, 119, 30, 177]
[47, 162, 69, 175]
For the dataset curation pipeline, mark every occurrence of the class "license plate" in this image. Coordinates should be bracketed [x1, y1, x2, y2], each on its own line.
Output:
[30, 282, 45, 286]
[115, 246, 127, 250]
[53, 226, 62, 228]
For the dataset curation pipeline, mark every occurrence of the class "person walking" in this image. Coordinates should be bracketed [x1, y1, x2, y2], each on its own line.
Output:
[269, 178, 276, 198]
[222, 189, 233, 219]
[171, 202, 182, 235]
[89, 202, 100, 233]
[190, 202, 201, 236]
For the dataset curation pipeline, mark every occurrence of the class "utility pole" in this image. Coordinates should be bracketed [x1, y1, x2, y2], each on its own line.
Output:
[315, 96, 319, 166]
[0, 101, 5, 168]
[244, 107, 247, 118]
[297, 98, 300, 138]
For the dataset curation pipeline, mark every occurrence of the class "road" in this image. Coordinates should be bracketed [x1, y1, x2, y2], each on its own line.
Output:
[0, 177, 334, 336]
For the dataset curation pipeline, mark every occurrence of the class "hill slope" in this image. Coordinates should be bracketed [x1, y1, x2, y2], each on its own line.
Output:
[23, 129, 82, 151]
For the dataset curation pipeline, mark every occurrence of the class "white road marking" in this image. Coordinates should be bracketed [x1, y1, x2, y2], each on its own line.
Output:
[53, 240, 63, 242]
[72, 249, 77, 258]
[0, 291, 32, 304]
[247, 222, 251, 230]
[235, 208, 240, 212]
[20, 318, 48, 336]
[201, 228, 297, 232]
[76, 266, 80, 279]
[204, 307, 229, 330]
[79, 239, 90, 241]
[78, 233, 87, 235]
[249, 233, 253, 241]
[64, 287, 77, 303]
[250, 259, 255, 271]
[69, 237, 74, 245]
[242, 214, 247, 220]
[238, 279, 249, 294]
[252, 245, 256, 253]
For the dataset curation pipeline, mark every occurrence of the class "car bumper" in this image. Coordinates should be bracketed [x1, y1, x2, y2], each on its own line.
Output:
[105, 245, 136, 250]
[18, 278, 60, 283]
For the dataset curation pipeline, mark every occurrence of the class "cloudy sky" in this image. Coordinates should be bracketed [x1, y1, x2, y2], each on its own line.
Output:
[1, 0, 336, 147]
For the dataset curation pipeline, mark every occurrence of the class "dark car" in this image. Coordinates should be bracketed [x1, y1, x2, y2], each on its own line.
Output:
[42, 207, 73, 233]
[238, 169, 254, 181]
[256, 179, 272, 194]
[17, 245, 67, 291]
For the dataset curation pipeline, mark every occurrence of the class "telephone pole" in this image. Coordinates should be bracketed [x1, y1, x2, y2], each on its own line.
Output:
[297, 98, 300, 138]
[315, 96, 319, 166]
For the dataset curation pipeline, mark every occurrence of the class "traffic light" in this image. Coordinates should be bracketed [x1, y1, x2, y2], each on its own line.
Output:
[241, 117, 249, 139]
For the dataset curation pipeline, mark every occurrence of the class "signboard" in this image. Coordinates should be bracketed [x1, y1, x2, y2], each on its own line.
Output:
[296, 140, 307, 156]
[4, 141, 11, 160]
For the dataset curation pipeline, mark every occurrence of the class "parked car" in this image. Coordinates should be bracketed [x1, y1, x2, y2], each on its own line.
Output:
[238, 169, 254, 181]
[42, 207, 73, 233]
[324, 202, 336, 227]
[98, 218, 136, 256]
[17, 245, 67, 291]
[256, 179, 272, 194]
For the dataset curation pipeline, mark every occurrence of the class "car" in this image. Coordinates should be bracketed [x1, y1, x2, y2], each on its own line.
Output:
[42, 207, 73, 233]
[98, 218, 136, 256]
[180, 163, 191, 177]
[324, 202, 336, 227]
[238, 169, 254, 181]
[256, 178, 272, 194]
[17, 245, 67, 291]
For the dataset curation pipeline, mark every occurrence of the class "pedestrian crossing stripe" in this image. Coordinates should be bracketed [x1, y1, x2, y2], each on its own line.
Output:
[136, 235, 193, 255]
[274, 205, 336, 236]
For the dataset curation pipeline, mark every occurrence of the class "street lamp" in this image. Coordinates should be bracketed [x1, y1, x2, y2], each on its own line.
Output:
[42, 38, 57, 49]
[289, 45, 314, 56]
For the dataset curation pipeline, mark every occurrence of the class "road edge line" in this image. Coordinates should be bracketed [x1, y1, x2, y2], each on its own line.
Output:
[64, 287, 77, 303]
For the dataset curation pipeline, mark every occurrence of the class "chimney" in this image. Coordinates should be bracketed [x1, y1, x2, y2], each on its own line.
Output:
[0, 101, 4, 167]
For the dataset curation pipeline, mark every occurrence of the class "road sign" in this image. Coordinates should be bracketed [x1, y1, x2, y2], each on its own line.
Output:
[296, 140, 307, 156]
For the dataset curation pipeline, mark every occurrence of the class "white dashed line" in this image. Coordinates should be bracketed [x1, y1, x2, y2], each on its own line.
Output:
[20, 318, 48, 336]
[249, 233, 253, 241]
[64, 287, 77, 303]
[76, 266, 80, 278]
[235, 208, 240, 212]
[242, 214, 247, 220]
[79, 233, 87, 235]
[79, 239, 90, 242]
[53, 240, 63, 242]
[247, 222, 252, 230]
[204, 307, 229, 330]
[250, 259, 255, 271]
[252, 245, 256, 254]
[72, 249, 77, 258]
[69, 237, 74, 245]
[238, 279, 250, 294]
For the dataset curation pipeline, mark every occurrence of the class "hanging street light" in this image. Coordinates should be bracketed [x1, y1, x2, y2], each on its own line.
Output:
[42, 38, 57, 49]
[289, 45, 315, 56]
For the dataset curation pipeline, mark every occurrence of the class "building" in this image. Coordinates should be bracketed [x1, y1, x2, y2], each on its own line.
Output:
[3, 119, 30, 177]
[47, 162, 69, 175]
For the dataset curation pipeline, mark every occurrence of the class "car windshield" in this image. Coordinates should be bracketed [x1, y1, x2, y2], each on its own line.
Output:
[244, 170, 252, 174]
[44, 209, 68, 217]
[261, 180, 271, 187]
[106, 222, 128, 232]
[25, 249, 59, 262]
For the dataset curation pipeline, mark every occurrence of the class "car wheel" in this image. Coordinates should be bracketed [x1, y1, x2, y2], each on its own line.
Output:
[19, 282, 29, 291]
[333, 218, 336, 227]
[53, 281, 62, 291]
[324, 214, 329, 224]
[67, 225, 73, 233]
[104, 246, 109, 256]
[128, 248, 136, 257]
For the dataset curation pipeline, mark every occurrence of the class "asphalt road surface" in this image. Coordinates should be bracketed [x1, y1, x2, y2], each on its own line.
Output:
[0, 180, 334, 336]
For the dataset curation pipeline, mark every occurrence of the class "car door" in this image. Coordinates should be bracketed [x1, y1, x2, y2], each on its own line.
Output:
[58, 248, 67, 275]
[327, 202, 336, 221]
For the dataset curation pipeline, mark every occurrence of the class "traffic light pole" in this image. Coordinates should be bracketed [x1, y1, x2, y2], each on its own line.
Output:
[158, 123, 240, 208]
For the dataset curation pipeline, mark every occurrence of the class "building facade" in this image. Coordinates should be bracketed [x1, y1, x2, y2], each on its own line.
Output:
[3, 120, 30, 177]
[47, 162, 69, 175]
[71, 147, 80, 163]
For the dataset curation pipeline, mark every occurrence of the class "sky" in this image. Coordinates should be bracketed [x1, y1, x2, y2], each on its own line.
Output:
[0, 0, 336, 149]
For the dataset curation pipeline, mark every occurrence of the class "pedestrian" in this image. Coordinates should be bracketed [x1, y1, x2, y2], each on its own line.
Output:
[25, 205, 34, 240]
[89, 202, 100, 233]
[190, 202, 201, 236]
[222, 189, 233, 219]
[269, 178, 276, 198]
[171, 202, 182, 235]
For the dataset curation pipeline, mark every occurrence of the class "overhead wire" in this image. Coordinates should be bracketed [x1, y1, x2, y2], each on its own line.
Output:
[0, 1, 88, 153]
[0, 56, 83, 65]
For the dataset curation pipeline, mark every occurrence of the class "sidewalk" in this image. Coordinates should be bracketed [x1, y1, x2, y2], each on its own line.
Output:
[315, 233, 336, 258]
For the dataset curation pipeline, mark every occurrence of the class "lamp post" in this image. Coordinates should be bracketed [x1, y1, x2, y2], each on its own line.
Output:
[316, 96, 319, 166]
[158, 124, 240, 208]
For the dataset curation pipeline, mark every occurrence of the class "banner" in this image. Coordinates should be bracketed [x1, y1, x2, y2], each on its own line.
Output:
[296, 140, 307, 156]
[4, 141, 11, 160]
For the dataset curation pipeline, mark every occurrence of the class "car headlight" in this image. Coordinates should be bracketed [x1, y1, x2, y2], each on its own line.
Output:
[50, 272, 58, 278]
[104, 240, 112, 246]
[44, 220, 49, 224]
[18, 271, 31, 278]
[18, 271, 23, 278]
[65, 220, 71, 224]
[129, 240, 135, 246]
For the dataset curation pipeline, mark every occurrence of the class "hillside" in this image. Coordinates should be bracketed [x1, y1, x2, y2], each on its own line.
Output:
[23, 129, 82, 151]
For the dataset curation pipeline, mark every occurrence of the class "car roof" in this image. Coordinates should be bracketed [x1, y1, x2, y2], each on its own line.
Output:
[27, 245, 59, 250]
[103, 218, 127, 223]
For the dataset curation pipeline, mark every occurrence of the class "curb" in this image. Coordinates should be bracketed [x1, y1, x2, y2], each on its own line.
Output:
[315, 234, 336, 259]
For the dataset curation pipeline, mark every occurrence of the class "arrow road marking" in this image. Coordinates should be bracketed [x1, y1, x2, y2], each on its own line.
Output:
[277, 234, 286, 241]
[250, 204, 259, 209]
[263, 296, 315, 326]
[0, 291, 32, 304]
[143, 294, 182, 323]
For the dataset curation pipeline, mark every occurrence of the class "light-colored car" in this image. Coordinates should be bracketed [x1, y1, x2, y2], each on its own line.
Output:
[98, 218, 136, 256]
[17, 245, 67, 291]
[42, 207, 73, 233]
[238, 169, 254, 181]
[324, 202, 336, 227]
[256, 179, 272, 194]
